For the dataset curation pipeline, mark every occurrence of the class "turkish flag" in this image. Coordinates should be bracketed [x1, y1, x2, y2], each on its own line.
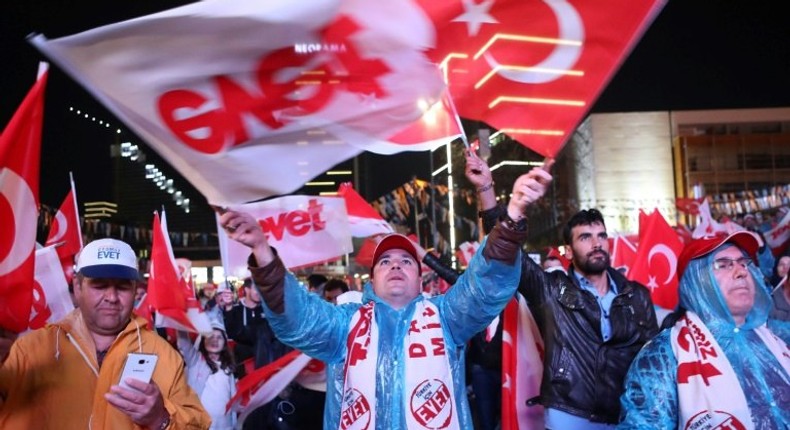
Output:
[610, 234, 638, 276]
[148, 211, 212, 334]
[32, 0, 461, 205]
[45, 177, 83, 280]
[628, 209, 683, 310]
[675, 197, 703, 215]
[0, 65, 48, 332]
[417, 0, 666, 157]
[338, 182, 393, 237]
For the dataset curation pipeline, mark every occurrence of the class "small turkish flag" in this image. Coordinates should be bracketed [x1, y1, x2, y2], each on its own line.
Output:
[628, 209, 683, 310]
[338, 182, 393, 237]
[45, 176, 83, 282]
[610, 235, 638, 276]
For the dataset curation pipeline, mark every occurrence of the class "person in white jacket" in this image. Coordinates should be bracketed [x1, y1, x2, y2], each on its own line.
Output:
[178, 314, 237, 429]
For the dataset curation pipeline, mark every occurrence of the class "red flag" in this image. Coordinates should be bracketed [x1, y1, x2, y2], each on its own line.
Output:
[675, 197, 703, 215]
[45, 175, 83, 281]
[227, 350, 312, 427]
[628, 209, 683, 309]
[338, 182, 394, 237]
[418, 0, 666, 157]
[133, 292, 155, 329]
[501, 294, 544, 430]
[148, 211, 211, 333]
[0, 65, 48, 332]
[610, 235, 638, 275]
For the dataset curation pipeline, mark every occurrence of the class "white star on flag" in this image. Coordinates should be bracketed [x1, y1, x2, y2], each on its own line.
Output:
[646, 275, 658, 292]
[452, 0, 499, 36]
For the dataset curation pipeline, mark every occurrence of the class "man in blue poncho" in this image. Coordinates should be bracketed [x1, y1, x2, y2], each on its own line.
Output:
[218, 163, 552, 430]
[618, 231, 790, 429]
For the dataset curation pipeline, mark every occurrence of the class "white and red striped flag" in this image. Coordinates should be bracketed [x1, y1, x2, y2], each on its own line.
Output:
[148, 210, 212, 334]
[0, 64, 48, 332]
[337, 182, 393, 237]
[501, 293, 544, 430]
[227, 350, 313, 427]
[44, 173, 83, 282]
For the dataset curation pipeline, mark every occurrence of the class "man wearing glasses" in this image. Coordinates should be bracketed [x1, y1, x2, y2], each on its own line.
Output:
[618, 231, 790, 429]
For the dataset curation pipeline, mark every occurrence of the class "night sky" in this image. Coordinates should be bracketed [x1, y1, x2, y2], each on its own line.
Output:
[2, 1, 789, 221]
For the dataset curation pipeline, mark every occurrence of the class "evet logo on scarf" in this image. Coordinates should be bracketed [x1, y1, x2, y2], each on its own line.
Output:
[409, 379, 453, 428]
[339, 388, 372, 430]
[684, 410, 746, 430]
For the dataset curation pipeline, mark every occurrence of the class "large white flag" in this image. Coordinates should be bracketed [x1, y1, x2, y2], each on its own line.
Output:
[31, 0, 460, 205]
[218, 195, 353, 277]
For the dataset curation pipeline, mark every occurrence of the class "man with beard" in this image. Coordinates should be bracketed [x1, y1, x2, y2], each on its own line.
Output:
[466, 152, 659, 429]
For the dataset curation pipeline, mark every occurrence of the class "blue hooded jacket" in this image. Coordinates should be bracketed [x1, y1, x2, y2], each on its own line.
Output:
[618, 244, 790, 429]
[262, 238, 521, 430]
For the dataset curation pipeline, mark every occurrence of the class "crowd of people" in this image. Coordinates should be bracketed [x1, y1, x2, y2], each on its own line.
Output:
[1, 151, 789, 429]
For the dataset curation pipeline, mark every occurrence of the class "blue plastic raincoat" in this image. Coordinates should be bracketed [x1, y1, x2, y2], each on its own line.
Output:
[263, 239, 521, 429]
[618, 244, 790, 429]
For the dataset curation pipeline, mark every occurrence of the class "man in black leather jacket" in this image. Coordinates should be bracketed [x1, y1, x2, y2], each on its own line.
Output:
[466, 152, 659, 429]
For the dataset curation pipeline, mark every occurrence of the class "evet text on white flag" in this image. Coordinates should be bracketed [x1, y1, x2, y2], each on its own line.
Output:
[218, 196, 352, 277]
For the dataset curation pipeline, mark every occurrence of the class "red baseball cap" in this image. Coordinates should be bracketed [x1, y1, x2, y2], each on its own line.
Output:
[677, 231, 760, 278]
[370, 234, 421, 278]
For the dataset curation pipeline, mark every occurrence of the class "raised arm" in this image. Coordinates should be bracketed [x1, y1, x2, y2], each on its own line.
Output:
[441, 164, 553, 343]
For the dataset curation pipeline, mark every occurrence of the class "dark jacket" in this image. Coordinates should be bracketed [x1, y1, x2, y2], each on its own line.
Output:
[521, 258, 658, 423]
[223, 301, 291, 370]
[480, 205, 658, 423]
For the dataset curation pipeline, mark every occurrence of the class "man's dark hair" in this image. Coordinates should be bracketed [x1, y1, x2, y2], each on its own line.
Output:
[563, 209, 606, 244]
[307, 274, 328, 288]
[324, 279, 349, 294]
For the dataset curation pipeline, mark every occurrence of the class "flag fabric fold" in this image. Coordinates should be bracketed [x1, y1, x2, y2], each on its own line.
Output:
[0, 65, 48, 332]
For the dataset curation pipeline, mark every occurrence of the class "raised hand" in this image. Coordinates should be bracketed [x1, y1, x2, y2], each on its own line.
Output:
[464, 149, 493, 190]
[218, 209, 275, 266]
[507, 158, 555, 220]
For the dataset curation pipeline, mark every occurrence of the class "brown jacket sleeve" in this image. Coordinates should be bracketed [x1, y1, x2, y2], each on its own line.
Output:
[247, 253, 287, 314]
[482, 221, 528, 265]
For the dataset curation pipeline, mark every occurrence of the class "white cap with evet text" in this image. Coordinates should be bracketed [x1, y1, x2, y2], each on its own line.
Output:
[75, 238, 140, 280]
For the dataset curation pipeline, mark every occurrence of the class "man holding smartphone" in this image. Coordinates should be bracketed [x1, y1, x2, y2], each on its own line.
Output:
[0, 238, 210, 429]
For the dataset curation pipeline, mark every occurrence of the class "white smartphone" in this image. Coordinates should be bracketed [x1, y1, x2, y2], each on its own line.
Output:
[118, 353, 158, 390]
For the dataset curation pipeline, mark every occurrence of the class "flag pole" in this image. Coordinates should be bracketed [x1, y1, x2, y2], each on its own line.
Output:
[68, 171, 84, 248]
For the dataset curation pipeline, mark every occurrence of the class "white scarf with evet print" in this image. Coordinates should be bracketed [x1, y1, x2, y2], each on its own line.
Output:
[337, 300, 460, 430]
[670, 311, 790, 430]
